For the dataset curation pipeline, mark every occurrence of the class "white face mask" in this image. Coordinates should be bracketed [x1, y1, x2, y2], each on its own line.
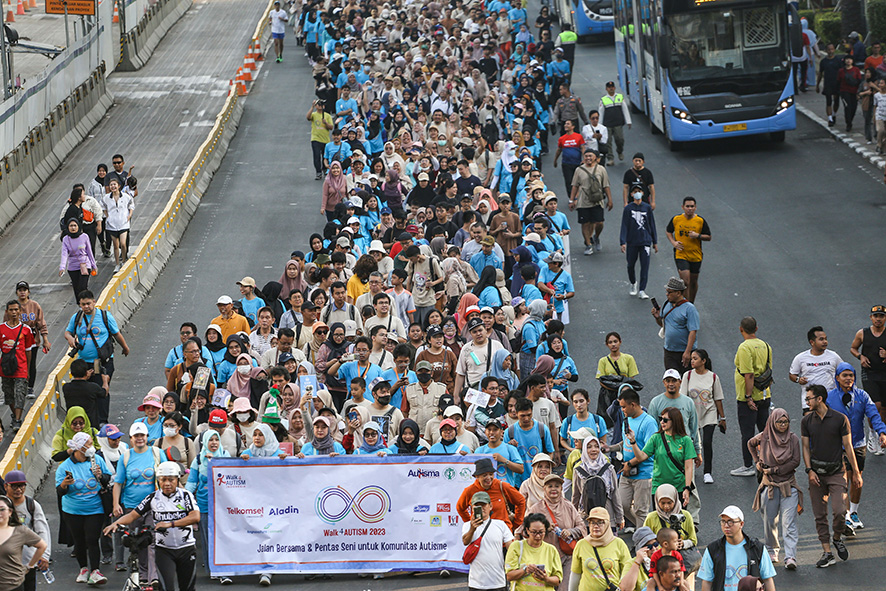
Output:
[163, 427, 178, 438]
[632, 193, 643, 201]
[236, 413, 251, 423]
[236, 365, 251, 375]
[83, 447, 96, 458]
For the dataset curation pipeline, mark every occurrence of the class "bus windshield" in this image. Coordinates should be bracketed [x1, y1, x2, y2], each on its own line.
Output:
[665, 6, 788, 83]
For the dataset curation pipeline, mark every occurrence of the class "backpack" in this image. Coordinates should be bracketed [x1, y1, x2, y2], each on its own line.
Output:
[322, 303, 356, 324]
[573, 464, 610, 516]
[507, 422, 551, 455]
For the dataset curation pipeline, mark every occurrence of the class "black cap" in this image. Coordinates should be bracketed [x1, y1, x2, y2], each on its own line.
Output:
[632, 152, 645, 161]
[467, 317, 485, 331]
[301, 301, 319, 311]
[426, 325, 443, 338]
[605, 81, 615, 87]
[15, 281, 28, 290]
[290, 250, 305, 259]
[397, 231, 413, 241]
[473, 458, 495, 476]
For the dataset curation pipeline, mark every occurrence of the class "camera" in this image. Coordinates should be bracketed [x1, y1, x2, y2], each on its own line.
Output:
[67, 345, 82, 358]
[668, 514, 685, 529]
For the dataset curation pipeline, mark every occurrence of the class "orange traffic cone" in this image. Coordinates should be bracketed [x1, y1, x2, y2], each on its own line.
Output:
[235, 70, 248, 96]
[6, 0, 14, 22]
[16, 0, 24, 16]
[112, 3, 118, 22]
[240, 61, 253, 82]
[27, 0, 35, 8]
[254, 39, 263, 61]
[244, 52, 255, 72]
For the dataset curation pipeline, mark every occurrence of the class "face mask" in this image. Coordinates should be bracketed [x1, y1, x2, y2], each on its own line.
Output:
[236, 412, 251, 423]
[83, 447, 96, 458]
[237, 365, 251, 375]
[438, 140, 447, 147]
[376, 395, 392, 406]
[163, 427, 178, 438]
[632, 193, 643, 201]
[417, 373, 432, 384]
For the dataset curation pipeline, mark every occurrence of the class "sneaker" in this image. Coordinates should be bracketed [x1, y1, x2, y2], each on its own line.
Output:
[115, 563, 126, 572]
[113, 265, 120, 273]
[622, 526, 635, 535]
[101, 554, 111, 565]
[219, 577, 233, 585]
[638, 291, 649, 299]
[629, 283, 638, 296]
[315, 172, 322, 180]
[11, 420, 21, 432]
[730, 465, 756, 477]
[815, 552, 836, 568]
[703, 473, 714, 484]
[619, 153, 625, 161]
[593, 237, 602, 251]
[849, 511, 864, 529]
[785, 557, 797, 570]
[76, 567, 90, 583]
[833, 538, 849, 561]
[102, 249, 111, 258]
[828, 118, 835, 127]
[87, 569, 107, 585]
[259, 573, 272, 586]
[769, 550, 779, 564]
[373, 574, 384, 579]
[583, 245, 594, 255]
[875, 445, 885, 456]
[27, 387, 34, 399]
[843, 521, 856, 536]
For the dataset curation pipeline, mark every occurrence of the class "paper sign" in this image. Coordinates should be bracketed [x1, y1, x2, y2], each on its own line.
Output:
[463, 388, 489, 408]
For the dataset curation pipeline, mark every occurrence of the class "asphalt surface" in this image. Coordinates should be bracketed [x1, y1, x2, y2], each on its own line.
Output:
[32, 26, 886, 591]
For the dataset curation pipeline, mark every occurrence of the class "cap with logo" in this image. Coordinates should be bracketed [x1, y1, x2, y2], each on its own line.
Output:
[237, 276, 256, 288]
[98, 424, 123, 440]
[138, 391, 163, 411]
[662, 368, 682, 381]
[426, 326, 443, 338]
[15, 281, 28, 291]
[872, 305, 886, 315]
[209, 409, 228, 426]
[466, 317, 485, 332]
[129, 422, 150, 437]
[545, 252, 566, 264]
[480, 236, 495, 246]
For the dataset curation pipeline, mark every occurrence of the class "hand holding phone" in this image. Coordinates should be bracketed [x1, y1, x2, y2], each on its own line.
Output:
[650, 297, 660, 311]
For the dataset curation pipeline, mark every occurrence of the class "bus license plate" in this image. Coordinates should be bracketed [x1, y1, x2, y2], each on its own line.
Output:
[723, 123, 747, 132]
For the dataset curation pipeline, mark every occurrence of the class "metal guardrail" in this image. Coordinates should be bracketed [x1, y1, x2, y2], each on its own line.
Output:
[0, 0, 275, 481]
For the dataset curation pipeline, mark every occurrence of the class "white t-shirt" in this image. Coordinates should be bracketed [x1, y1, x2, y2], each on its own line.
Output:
[269, 8, 288, 34]
[102, 193, 134, 231]
[456, 339, 504, 388]
[462, 518, 514, 589]
[789, 349, 844, 408]
[531, 396, 562, 432]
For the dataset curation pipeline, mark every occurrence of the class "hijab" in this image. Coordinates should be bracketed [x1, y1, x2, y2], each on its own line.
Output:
[392, 418, 421, 454]
[523, 459, 551, 507]
[223, 334, 248, 364]
[54, 406, 100, 455]
[532, 354, 555, 377]
[281, 383, 301, 417]
[486, 349, 519, 391]
[430, 236, 447, 259]
[324, 322, 350, 358]
[455, 293, 480, 331]
[205, 326, 225, 353]
[309, 233, 327, 257]
[654, 483, 683, 523]
[312, 416, 336, 454]
[509, 245, 536, 297]
[226, 353, 256, 398]
[279, 260, 307, 297]
[442, 257, 467, 294]
[197, 431, 230, 478]
[586, 506, 616, 547]
[288, 408, 307, 441]
[247, 424, 280, 457]
[759, 408, 796, 467]
[359, 422, 388, 453]
[528, 299, 547, 322]
[472, 266, 499, 297]
[579, 436, 614, 495]
[324, 161, 347, 196]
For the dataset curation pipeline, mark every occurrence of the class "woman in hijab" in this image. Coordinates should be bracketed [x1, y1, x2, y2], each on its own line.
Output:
[484, 349, 520, 392]
[226, 353, 259, 399]
[429, 236, 447, 259]
[59, 218, 97, 302]
[203, 324, 226, 375]
[521, 453, 554, 507]
[519, 473, 585, 591]
[643, 483, 697, 543]
[315, 322, 348, 399]
[299, 416, 345, 456]
[572, 436, 622, 528]
[453, 293, 479, 333]
[509, 245, 538, 297]
[287, 408, 307, 450]
[306, 233, 327, 264]
[748, 408, 802, 568]
[381, 141, 406, 171]
[519, 300, 548, 380]
[279, 259, 307, 300]
[354, 421, 391, 456]
[494, 269, 511, 304]
[342, 405, 370, 452]
[473, 266, 503, 308]
[569, 507, 633, 591]
[216, 335, 252, 385]
[476, 199, 492, 225]
[387, 418, 429, 454]
[51, 406, 101, 461]
[186, 430, 230, 571]
[382, 169, 405, 211]
[442, 258, 468, 312]
[303, 322, 328, 365]
[240, 424, 285, 459]
[322, 161, 348, 221]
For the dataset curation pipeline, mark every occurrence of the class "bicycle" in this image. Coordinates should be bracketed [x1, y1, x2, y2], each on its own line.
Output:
[118, 525, 166, 591]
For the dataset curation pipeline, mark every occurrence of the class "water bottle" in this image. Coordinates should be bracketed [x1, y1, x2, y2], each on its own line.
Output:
[41, 568, 55, 584]
[554, 526, 563, 537]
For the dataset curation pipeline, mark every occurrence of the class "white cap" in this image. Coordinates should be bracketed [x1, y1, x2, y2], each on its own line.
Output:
[662, 369, 682, 381]
[443, 405, 463, 418]
[347, 216, 361, 225]
[343, 320, 358, 337]
[568, 427, 597, 440]
[720, 505, 744, 522]
[216, 295, 233, 305]
[129, 422, 149, 436]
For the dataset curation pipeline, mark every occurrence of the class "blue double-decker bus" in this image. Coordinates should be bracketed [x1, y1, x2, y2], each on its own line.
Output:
[554, 0, 615, 38]
[614, 0, 801, 149]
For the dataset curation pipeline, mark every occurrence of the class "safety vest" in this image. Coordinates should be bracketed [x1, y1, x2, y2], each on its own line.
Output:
[601, 93, 626, 127]
[559, 31, 578, 44]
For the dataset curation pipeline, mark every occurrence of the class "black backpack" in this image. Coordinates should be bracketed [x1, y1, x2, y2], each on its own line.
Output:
[574, 464, 610, 516]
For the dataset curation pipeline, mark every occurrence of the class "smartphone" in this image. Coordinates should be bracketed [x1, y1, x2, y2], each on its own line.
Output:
[473, 506, 481, 519]
[650, 297, 660, 311]
[536, 565, 546, 573]
[348, 411, 359, 421]
[65, 471, 73, 479]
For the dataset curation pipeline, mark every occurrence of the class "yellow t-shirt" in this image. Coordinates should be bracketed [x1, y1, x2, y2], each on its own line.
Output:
[310, 111, 333, 144]
[596, 354, 639, 378]
[564, 449, 581, 481]
[733, 338, 771, 402]
[346, 274, 369, 304]
[505, 540, 564, 591]
[667, 214, 709, 263]
[642, 509, 698, 546]
[571, 537, 633, 591]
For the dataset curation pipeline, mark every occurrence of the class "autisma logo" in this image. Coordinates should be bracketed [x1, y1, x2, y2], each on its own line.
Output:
[407, 468, 440, 479]
[414, 505, 430, 513]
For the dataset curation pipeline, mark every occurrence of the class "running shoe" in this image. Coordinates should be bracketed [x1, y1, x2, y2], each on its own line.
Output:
[815, 552, 835, 568]
[833, 538, 849, 561]
[703, 473, 714, 484]
[849, 512, 864, 529]
[784, 557, 797, 570]
[87, 569, 107, 585]
[730, 465, 756, 477]
[76, 567, 89, 583]
[629, 283, 638, 296]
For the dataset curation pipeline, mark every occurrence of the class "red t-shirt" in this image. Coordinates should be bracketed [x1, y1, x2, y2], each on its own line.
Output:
[648, 548, 685, 574]
[0, 322, 35, 379]
[557, 132, 585, 165]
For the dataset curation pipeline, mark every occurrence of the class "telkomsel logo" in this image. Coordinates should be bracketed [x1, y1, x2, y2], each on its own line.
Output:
[315, 485, 392, 524]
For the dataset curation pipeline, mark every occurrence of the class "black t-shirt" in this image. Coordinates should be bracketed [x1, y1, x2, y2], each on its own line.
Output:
[535, 15, 553, 32]
[820, 55, 845, 89]
[801, 407, 849, 465]
[104, 170, 128, 190]
[455, 175, 482, 198]
[623, 167, 655, 202]
[425, 219, 459, 241]
[62, 380, 106, 426]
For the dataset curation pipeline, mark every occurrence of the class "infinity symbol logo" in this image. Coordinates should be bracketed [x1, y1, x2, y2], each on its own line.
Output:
[315, 485, 391, 524]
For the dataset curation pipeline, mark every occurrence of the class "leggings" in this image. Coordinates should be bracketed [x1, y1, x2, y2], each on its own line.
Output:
[67, 270, 90, 303]
[702, 424, 715, 475]
[155, 545, 197, 591]
[311, 141, 325, 174]
[64, 512, 105, 571]
[625, 244, 651, 290]
[841, 91, 858, 127]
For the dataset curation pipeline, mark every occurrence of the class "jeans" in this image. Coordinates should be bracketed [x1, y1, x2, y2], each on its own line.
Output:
[625, 244, 651, 290]
[519, 351, 537, 381]
[737, 398, 771, 467]
[760, 486, 800, 560]
[618, 476, 651, 527]
[808, 470, 848, 544]
[311, 141, 325, 175]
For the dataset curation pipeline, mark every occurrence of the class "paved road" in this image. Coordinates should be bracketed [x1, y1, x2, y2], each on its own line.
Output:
[0, 0, 266, 446]
[33, 29, 886, 591]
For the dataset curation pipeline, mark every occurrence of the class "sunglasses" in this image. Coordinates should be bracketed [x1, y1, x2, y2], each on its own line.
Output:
[659, 416, 671, 423]
[316, 329, 329, 335]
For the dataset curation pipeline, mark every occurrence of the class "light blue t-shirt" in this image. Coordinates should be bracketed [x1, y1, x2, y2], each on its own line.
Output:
[66, 310, 119, 363]
[429, 440, 468, 454]
[476, 442, 523, 487]
[623, 412, 658, 480]
[538, 267, 574, 314]
[506, 420, 554, 487]
[662, 300, 700, 352]
[380, 368, 416, 409]
[133, 417, 164, 446]
[114, 448, 158, 508]
[239, 296, 266, 326]
[56, 456, 113, 515]
[559, 413, 607, 448]
[520, 283, 543, 304]
[478, 286, 506, 309]
[338, 361, 383, 401]
[301, 441, 347, 456]
[698, 538, 776, 591]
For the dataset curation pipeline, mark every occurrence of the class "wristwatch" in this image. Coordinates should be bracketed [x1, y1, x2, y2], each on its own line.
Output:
[804, 467, 813, 473]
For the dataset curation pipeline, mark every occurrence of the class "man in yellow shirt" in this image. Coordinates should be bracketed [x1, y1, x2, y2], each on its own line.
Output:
[306, 99, 334, 180]
[211, 295, 250, 341]
[665, 197, 711, 303]
[730, 317, 772, 477]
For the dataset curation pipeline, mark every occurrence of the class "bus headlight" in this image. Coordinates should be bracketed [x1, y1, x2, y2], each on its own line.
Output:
[671, 108, 697, 124]
[776, 96, 794, 114]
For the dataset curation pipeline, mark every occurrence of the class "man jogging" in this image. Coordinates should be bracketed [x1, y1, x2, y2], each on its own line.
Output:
[665, 197, 711, 303]
[269, 1, 288, 63]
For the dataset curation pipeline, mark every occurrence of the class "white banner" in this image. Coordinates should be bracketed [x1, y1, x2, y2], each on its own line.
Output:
[208, 455, 483, 576]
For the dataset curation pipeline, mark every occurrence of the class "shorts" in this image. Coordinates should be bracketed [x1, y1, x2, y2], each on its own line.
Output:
[2, 377, 27, 409]
[272, 32, 285, 39]
[845, 446, 865, 472]
[674, 258, 702, 274]
[105, 228, 129, 239]
[577, 205, 604, 224]
[861, 375, 886, 404]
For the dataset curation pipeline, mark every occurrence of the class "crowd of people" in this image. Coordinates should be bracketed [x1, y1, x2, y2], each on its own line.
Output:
[0, 3, 884, 591]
